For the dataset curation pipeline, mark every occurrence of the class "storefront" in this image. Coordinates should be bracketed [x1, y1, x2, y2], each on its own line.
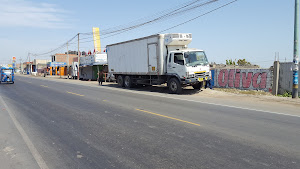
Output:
[79, 54, 107, 80]
[48, 62, 67, 76]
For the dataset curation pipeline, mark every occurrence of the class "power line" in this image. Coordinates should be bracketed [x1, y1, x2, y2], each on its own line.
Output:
[80, 0, 221, 36]
[158, 0, 238, 33]
[32, 34, 78, 57]
[30, 0, 236, 59]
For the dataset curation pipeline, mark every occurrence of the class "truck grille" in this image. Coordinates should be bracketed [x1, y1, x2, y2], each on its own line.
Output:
[195, 72, 205, 77]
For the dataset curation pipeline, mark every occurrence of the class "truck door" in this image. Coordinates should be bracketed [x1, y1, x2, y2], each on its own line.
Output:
[147, 43, 158, 72]
[167, 52, 185, 78]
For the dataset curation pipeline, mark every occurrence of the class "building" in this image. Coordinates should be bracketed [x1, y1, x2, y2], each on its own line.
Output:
[50, 53, 78, 76]
[32, 59, 51, 75]
[51, 53, 78, 64]
[79, 53, 107, 80]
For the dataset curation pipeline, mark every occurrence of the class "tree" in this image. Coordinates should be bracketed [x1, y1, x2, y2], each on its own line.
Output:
[226, 59, 236, 65]
[237, 59, 251, 66]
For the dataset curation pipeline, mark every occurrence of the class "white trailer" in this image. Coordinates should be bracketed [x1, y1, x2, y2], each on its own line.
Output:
[107, 33, 210, 93]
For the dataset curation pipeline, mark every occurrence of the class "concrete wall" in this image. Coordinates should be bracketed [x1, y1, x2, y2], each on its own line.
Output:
[278, 62, 300, 95]
[213, 69, 273, 92]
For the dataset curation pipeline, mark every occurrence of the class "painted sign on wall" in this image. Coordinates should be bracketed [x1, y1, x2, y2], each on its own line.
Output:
[214, 69, 272, 92]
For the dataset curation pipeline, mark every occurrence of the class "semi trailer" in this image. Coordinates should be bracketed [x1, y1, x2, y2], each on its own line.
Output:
[106, 33, 210, 93]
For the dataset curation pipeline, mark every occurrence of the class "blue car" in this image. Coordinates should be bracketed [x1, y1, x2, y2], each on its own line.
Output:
[0, 67, 14, 84]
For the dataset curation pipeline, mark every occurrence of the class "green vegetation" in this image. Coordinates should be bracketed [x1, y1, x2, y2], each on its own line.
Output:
[226, 59, 236, 65]
[277, 91, 300, 98]
[237, 59, 251, 66]
[226, 59, 252, 66]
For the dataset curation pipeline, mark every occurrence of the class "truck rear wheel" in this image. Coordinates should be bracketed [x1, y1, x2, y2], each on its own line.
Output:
[124, 76, 133, 88]
[192, 82, 203, 90]
[117, 76, 125, 87]
[168, 78, 182, 94]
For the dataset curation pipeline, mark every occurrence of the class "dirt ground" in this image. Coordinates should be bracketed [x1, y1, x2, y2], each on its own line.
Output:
[197, 87, 300, 107]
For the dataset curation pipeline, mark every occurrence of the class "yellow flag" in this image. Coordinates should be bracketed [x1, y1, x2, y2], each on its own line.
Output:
[92, 27, 101, 53]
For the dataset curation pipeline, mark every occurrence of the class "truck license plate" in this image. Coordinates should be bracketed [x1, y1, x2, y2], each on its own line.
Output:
[198, 78, 203, 81]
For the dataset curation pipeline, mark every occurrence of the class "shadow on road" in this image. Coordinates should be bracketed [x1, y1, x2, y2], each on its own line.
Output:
[102, 83, 202, 95]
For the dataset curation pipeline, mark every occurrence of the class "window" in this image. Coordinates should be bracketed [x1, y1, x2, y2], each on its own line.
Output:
[174, 53, 184, 65]
[184, 51, 208, 67]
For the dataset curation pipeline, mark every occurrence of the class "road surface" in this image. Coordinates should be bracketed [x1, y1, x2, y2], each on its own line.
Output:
[0, 75, 299, 169]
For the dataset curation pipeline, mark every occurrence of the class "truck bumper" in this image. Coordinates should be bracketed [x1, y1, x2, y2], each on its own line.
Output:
[183, 76, 210, 85]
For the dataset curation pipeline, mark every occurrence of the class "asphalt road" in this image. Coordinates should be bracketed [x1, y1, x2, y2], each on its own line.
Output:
[0, 75, 299, 169]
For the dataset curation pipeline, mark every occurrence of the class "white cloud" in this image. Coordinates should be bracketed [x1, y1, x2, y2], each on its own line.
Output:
[0, 0, 70, 28]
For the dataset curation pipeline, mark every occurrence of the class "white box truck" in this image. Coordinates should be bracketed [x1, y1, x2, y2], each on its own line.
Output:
[106, 33, 210, 93]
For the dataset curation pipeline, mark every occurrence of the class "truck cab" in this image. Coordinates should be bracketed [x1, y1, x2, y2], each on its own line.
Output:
[164, 34, 210, 92]
[167, 50, 210, 88]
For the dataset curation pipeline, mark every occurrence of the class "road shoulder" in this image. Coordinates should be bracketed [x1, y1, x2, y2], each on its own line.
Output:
[0, 95, 42, 169]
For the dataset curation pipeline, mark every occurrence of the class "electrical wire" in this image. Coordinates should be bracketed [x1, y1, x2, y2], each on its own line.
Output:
[30, 0, 236, 59]
[158, 0, 238, 33]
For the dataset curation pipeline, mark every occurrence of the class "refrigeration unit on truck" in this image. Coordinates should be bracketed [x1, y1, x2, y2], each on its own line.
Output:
[106, 33, 210, 93]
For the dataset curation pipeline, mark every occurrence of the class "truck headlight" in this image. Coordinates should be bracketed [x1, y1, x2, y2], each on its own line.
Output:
[186, 72, 194, 78]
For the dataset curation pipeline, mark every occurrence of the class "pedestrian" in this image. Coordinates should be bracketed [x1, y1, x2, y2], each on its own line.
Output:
[205, 69, 213, 90]
[98, 70, 104, 85]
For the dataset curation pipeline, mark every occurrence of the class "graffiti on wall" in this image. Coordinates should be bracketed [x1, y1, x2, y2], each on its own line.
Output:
[214, 69, 272, 91]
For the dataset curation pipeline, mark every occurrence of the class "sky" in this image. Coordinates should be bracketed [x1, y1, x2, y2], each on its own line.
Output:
[0, 0, 295, 68]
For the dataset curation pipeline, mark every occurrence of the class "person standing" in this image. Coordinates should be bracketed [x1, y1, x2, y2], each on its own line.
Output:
[205, 69, 213, 89]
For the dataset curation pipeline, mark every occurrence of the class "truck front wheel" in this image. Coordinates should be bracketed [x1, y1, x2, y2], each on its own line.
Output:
[168, 78, 182, 94]
[117, 76, 125, 87]
[192, 82, 203, 90]
[124, 76, 133, 88]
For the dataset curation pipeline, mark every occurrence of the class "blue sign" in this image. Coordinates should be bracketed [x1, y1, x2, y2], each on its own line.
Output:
[49, 62, 67, 67]
[293, 71, 298, 85]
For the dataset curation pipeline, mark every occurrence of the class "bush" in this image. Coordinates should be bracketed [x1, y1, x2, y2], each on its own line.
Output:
[278, 91, 300, 98]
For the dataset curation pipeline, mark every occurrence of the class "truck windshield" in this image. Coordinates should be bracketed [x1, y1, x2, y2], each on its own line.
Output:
[184, 51, 208, 66]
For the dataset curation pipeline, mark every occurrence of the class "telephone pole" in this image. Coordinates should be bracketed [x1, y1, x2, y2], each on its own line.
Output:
[19, 58, 22, 74]
[77, 33, 80, 80]
[28, 52, 31, 74]
[292, 0, 299, 98]
[67, 42, 69, 79]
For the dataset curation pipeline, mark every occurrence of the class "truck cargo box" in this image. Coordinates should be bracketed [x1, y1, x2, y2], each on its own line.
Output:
[107, 34, 165, 75]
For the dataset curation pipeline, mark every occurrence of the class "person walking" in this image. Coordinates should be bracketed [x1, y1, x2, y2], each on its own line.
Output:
[98, 70, 104, 86]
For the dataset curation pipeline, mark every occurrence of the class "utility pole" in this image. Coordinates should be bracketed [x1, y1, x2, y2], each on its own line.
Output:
[19, 58, 22, 74]
[77, 33, 80, 80]
[293, 0, 299, 98]
[67, 42, 69, 79]
[28, 52, 31, 74]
